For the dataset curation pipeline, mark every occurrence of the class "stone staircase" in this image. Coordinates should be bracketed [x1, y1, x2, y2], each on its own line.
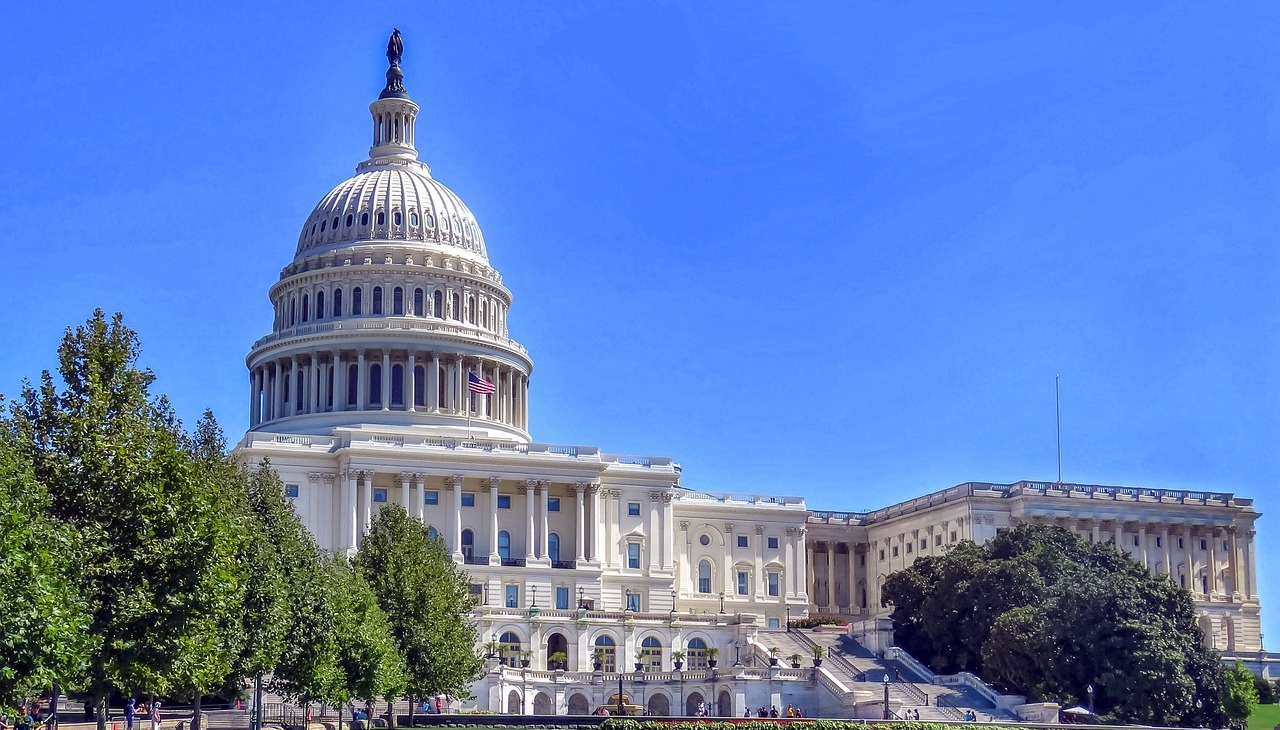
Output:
[751, 629, 1020, 722]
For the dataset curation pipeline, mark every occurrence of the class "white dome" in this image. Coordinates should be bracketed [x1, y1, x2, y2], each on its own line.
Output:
[295, 164, 488, 262]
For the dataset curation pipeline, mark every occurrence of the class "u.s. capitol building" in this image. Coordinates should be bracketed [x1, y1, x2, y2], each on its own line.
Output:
[234, 35, 1264, 717]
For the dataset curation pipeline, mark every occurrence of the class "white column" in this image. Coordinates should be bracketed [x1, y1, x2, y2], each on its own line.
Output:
[574, 483, 587, 564]
[286, 358, 297, 416]
[1163, 526, 1172, 579]
[1138, 524, 1149, 569]
[806, 541, 816, 601]
[381, 352, 391, 411]
[450, 475, 464, 560]
[248, 372, 258, 426]
[488, 477, 501, 564]
[1115, 521, 1124, 554]
[357, 350, 367, 410]
[826, 543, 836, 607]
[333, 350, 345, 411]
[606, 491, 617, 568]
[524, 480, 537, 561]
[344, 470, 357, 551]
[539, 481, 550, 559]
[1246, 529, 1258, 598]
[429, 353, 440, 412]
[1207, 529, 1218, 596]
[455, 356, 465, 415]
[1184, 525, 1195, 593]
[660, 493, 671, 569]
[400, 472, 411, 513]
[647, 493, 659, 570]
[415, 474, 425, 522]
[408, 352, 417, 410]
[1091, 520, 1100, 544]
[361, 471, 373, 536]
[847, 543, 858, 611]
[1229, 527, 1242, 598]
[310, 356, 320, 414]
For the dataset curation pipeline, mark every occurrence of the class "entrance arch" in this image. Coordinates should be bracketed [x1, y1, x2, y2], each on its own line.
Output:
[647, 694, 671, 716]
[533, 692, 553, 716]
[568, 693, 590, 715]
[685, 691, 705, 717]
[546, 632, 569, 670]
[718, 690, 732, 717]
[506, 690, 521, 714]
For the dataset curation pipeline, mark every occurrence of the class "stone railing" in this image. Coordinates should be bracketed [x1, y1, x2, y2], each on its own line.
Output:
[675, 490, 805, 507]
[251, 318, 530, 357]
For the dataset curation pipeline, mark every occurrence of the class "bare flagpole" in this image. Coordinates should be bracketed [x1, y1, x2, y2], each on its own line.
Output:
[1055, 374, 1063, 484]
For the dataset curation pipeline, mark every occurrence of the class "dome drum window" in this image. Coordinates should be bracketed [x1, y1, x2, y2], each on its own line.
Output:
[345, 214, 353, 227]
[361, 212, 369, 226]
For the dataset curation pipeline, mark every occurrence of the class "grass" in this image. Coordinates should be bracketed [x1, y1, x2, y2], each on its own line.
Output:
[1249, 703, 1280, 730]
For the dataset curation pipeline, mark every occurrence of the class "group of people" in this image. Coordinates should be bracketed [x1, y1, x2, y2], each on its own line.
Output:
[0, 701, 45, 730]
[123, 698, 162, 730]
[746, 704, 806, 718]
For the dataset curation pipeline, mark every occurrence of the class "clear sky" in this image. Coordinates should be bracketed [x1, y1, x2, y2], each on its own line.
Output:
[2, 3, 1277, 646]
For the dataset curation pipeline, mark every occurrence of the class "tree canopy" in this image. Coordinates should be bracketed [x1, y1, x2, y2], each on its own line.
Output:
[881, 523, 1228, 727]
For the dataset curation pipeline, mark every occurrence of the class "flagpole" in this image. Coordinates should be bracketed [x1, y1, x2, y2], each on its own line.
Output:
[1055, 374, 1063, 484]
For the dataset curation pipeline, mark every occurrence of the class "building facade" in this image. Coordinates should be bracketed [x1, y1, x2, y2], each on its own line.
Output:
[234, 36, 1264, 714]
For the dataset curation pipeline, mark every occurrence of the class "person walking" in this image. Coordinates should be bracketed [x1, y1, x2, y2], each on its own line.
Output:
[148, 702, 161, 730]
[124, 699, 136, 730]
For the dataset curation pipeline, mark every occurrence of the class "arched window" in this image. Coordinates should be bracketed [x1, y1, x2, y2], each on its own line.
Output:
[332, 288, 343, 317]
[372, 287, 383, 315]
[361, 211, 369, 226]
[295, 369, 305, 407]
[461, 529, 474, 559]
[498, 530, 511, 561]
[394, 210, 403, 226]
[393, 287, 404, 315]
[437, 364, 447, 409]
[413, 288, 424, 316]
[426, 525, 438, 541]
[289, 299, 296, 326]
[409, 211, 419, 227]
[640, 637, 663, 672]
[593, 636, 617, 673]
[452, 292, 461, 320]
[377, 211, 386, 226]
[467, 297, 476, 323]
[686, 638, 709, 669]
[320, 219, 327, 232]
[548, 533, 560, 563]
[698, 560, 713, 594]
[352, 287, 363, 315]
[391, 364, 404, 407]
[413, 365, 426, 407]
[369, 363, 382, 406]
[332, 216, 339, 230]
[345, 213, 353, 227]
[347, 364, 358, 407]
[315, 291, 325, 320]
[432, 290, 443, 317]
[499, 631, 521, 667]
[300, 294, 309, 322]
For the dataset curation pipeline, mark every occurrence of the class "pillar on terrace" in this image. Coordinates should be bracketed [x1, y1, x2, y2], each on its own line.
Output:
[357, 350, 368, 410]
[1207, 528, 1218, 596]
[1162, 526, 1172, 579]
[414, 473, 425, 522]
[1138, 523, 1149, 568]
[488, 477, 501, 565]
[344, 469, 358, 552]
[588, 484, 602, 562]
[450, 474, 464, 560]
[408, 352, 417, 411]
[522, 481, 537, 560]
[381, 352, 391, 411]
[575, 483, 587, 564]
[399, 472, 411, 513]
[333, 350, 345, 411]
[360, 470, 373, 536]
[311, 356, 321, 413]
[539, 480, 551, 560]
[847, 543, 858, 613]
[805, 539, 815, 602]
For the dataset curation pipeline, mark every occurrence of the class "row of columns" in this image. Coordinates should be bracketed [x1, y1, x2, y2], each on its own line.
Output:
[806, 540, 863, 613]
[248, 349, 528, 430]
[274, 279, 506, 339]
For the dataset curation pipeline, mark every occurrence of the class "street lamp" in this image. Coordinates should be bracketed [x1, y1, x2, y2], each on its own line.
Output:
[577, 586, 586, 610]
[785, 603, 791, 631]
[1086, 684, 1094, 714]
[625, 588, 634, 612]
[617, 638, 627, 716]
[530, 585, 538, 608]
[733, 641, 741, 667]
[882, 674, 891, 720]
[718, 591, 725, 613]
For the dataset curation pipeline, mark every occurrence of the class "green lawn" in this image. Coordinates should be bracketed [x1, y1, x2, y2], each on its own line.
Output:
[1249, 703, 1280, 730]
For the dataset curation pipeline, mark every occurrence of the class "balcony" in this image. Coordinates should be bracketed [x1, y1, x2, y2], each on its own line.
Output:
[501, 557, 527, 567]
[551, 560, 576, 570]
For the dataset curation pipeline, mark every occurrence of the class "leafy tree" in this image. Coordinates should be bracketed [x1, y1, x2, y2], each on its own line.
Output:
[1253, 674, 1277, 704]
[882, 523, 1229, 726]
[12, 310, 249, 730]
[0, 412, 90, 705]
[354, 506, 483, 703]
[1223, 661, 1259, 729]
[325, 557, 406, 709]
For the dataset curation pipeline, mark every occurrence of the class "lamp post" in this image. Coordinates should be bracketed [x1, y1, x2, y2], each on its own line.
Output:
[578, 586, 586, 610]
[785, 603, 791, 632]
[733, 640, 741, 667]
[718, 591, 725, 614]
[617, 637, 626, 716]
[625, 588, 634, 612]
[882, 674, 891, 720]
[530, 585, 538, 608]
[1086, 684, 1094, 714]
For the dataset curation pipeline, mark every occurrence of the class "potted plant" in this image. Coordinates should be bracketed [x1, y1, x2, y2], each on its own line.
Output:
[768, 647, 781, 667]
[483, 639, 500, 659]
[520, 650, 532, 668]
[634, 660, 644, 672]
[788, 653, 802, 669]
[705, 647, 720, 668]
[811, 645, 826, 667]
[549, 651, 568, 671]
[592, 647, 607, 671]
[671, 650, 686, 670]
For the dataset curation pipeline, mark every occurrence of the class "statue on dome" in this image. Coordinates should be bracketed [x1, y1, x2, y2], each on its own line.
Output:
[387, 29, 403, 67]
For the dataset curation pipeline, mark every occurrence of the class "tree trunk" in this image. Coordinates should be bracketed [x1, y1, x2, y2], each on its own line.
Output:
[385, 699, 393, 728]
[96, 695, 108, 730]
[407, 695, 415, 727]
[192, 694, 202, 730]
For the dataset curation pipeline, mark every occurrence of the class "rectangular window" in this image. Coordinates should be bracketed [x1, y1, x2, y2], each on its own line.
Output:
[1179, 538, 1184, 549]
[627, 542, 641, 569]
[767, 617, 781, 629]
[768, 537, 779, 549]
[906, 543, 912, 554]
[1134, 535, 1140, 547]
[425, 490, 439, 505]
[935, 535, 942, 546]
[497, 495, 511, 509]
[920, 539, 927, 550]
[548, 497, 561, 512]
[892, 546, 899, 558]
[627, 591, 641, 612]
[468, 584, 484, 604]
[505, 585, 518, 608]
[737, 535, 749, 548]
[285, 483, 299, 499]
[373, 488, 388, 503]
[1200, 539, 1207, 550]
[1156, 536, 1162, 547]
[950, 531, 957, 542]
[462, 493, 475, 507]
[737, 570, 749, 595]
[555, 586, 570, 610]
[767, 571, 780, 597]
[859, 554, 866, 566]
[879, 549, 885, 561]
[1224, 540, 1229, 552]
[627, 502, 641, 516]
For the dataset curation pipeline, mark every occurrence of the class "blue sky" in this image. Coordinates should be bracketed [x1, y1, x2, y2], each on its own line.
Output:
[2, 3, 1277, 646]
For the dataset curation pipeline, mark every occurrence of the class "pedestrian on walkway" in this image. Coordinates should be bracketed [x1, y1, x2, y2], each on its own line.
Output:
[149, 701, 161, 730]
[124, 699, 136, 730]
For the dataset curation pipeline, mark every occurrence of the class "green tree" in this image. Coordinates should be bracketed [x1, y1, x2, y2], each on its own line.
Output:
[0, 413, 90, 705]
[354, 505, 483, 703]
[882, 523, 1229, 727]
[1223, 661, 1259, 729]
[12, 310, 249, 730]
[325, 557, 406, 709]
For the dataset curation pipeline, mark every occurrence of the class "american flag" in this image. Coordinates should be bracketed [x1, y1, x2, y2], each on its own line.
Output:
[468, 372, 497, 395]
